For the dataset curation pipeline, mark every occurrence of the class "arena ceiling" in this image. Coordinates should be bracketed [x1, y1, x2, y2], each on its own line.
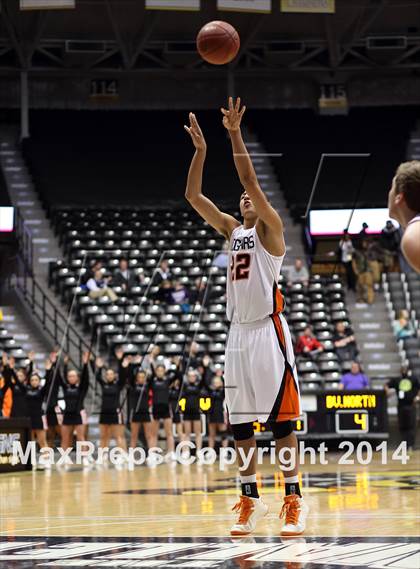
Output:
[0, 0, 420, 78]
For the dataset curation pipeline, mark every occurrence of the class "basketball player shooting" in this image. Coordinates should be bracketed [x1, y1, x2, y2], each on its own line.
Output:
[184, 97, 308, 536]
[388, 161, 420, 273]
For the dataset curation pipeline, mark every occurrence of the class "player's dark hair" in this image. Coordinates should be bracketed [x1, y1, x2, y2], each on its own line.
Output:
[395, 161, 420, 212]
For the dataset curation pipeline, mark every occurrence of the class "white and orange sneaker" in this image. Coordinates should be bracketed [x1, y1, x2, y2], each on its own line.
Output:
[280, 494, 309, 536]
[230, 495, 268, 536]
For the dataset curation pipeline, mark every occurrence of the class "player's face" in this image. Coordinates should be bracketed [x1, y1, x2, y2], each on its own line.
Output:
[239, 192, 256, 219]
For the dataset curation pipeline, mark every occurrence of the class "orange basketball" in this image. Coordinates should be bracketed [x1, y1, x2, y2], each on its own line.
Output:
[196, 21, 240, 65]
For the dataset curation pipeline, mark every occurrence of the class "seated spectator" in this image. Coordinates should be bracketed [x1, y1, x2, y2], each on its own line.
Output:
[380, 220, 400, 272]
[189, 277, 208, 305]
[352, 243, 374, 304]
[169, 280, 190, 313]
[393, 309, 416, 340]
[296, 326, 324, 358]
[155, 279, 173, 304]
[287, 258, 309, 286]
[212, 242, 229, 269]
[340, 361, 369, 390]
[333, 321, 358, 363]
[82, 259, 103, 286]
[86, 269, 118, 302]
[152, 259, 172, 286]
[113, 257, 138, 292]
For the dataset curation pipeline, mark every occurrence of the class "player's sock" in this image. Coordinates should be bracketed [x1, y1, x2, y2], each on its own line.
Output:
[284, 475, 301, 497]
[240, 474, 259, 498]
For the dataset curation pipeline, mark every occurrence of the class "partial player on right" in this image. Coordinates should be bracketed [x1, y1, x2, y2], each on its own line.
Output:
[388, 161, 420, 272]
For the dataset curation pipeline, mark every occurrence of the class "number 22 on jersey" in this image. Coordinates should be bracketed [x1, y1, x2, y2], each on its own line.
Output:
[230, 253, 251, 281]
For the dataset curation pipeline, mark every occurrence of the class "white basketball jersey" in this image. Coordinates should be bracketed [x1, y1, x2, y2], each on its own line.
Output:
[408, 214, 420, 226]
[226, 224, 285, 324]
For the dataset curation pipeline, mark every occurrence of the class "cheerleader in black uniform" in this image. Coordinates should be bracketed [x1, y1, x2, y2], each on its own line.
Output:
[150, 363, 174, 456]
[168, 356, 184, 442]
[26, 371, 49, 448]
[182, 368, 203, 453]
[2, 354, 28, 419]
[208, 375, 228, 449]
[44, 351, 62, 447]
[94, 356, 127, 452]
[60, 351, 90, 451]
[127, 367, 153, 450]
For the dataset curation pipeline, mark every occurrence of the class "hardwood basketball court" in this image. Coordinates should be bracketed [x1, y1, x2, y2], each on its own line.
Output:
[1, 450, 419, 568]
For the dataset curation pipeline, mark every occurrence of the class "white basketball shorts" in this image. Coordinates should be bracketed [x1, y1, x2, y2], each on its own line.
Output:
[224, 313, 301, 425]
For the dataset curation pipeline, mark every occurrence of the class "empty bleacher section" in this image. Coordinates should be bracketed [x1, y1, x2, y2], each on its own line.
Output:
[22, 111, 242, 209]
[246, 107, 418, 218]
[346, 293, 402, 384]
[383, 272, 420, 378]
[0, 302, 47, 371]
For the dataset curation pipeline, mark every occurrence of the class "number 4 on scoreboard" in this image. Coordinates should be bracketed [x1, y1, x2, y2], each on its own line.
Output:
[354, 412, 367, 431]
[335, 410, 369, 434]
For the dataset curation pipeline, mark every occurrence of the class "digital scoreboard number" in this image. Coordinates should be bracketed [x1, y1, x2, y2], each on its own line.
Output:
[293, 412, 308, 435]
[335, 410, 369, 435]
[252, 413, 307, 436]
[177, 397, 212, 413]
[174, 390, 386, 440]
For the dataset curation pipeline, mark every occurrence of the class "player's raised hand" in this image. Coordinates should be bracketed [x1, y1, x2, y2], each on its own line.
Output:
[221, 97, 246, 132]
[184, 113, 207, 151]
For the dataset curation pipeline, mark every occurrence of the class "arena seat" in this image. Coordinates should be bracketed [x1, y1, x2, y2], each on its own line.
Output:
[383, 272, 420, 375]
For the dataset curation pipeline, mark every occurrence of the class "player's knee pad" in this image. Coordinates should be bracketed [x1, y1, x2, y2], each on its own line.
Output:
[270, 420, 293, 439]
[231, 422, 255, 441]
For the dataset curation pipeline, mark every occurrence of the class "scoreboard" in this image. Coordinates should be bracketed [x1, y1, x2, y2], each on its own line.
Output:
[253, 390, 388, 439]
[174, 390, 388, 440]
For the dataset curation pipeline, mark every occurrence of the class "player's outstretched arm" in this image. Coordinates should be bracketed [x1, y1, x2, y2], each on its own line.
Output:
[222, 97, 284, 235]
[184, 112, 239, 240]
